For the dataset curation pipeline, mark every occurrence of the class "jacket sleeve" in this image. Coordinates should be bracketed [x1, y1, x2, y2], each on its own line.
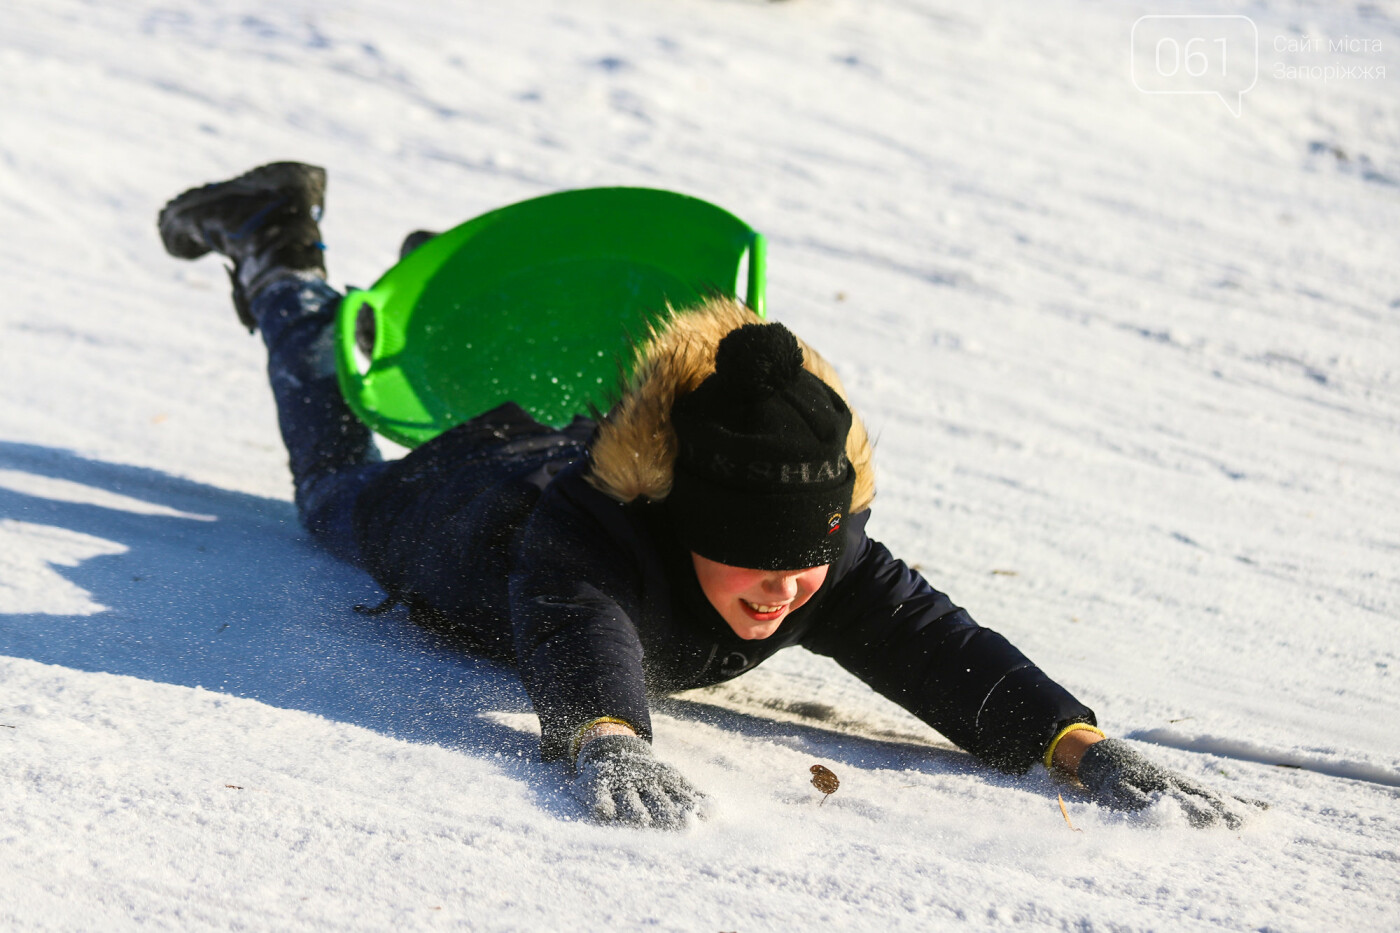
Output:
[802, 526, 1095, 773]
[508, 487, 654, 761]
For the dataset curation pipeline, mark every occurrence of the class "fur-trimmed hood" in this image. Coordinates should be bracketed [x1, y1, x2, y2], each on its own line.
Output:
[587, 296, 875, 513]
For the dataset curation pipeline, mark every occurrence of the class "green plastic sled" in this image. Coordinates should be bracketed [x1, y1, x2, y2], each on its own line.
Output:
[335, 187, 766, 448]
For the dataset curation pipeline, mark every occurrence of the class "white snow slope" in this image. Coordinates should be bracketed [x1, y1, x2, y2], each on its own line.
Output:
[2, 0, 1398, 929]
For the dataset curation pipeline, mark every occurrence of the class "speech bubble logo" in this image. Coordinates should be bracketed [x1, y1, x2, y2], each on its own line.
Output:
[1131, 15, 1259, 117]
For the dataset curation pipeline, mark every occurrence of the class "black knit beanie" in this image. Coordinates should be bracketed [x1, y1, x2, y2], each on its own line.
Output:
[668, 322, 854, 570]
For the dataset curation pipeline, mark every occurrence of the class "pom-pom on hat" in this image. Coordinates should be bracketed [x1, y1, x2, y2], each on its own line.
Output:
[669, 322, 855, 570]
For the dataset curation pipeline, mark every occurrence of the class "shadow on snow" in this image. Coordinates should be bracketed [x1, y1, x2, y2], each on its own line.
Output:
[0, 440, 1019, 801]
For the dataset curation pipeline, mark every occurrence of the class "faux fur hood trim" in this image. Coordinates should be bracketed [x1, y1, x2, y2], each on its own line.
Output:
[586, 296, 875, 513]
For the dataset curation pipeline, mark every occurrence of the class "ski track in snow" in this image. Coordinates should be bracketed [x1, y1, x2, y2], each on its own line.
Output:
[2, 0, 1399, 929]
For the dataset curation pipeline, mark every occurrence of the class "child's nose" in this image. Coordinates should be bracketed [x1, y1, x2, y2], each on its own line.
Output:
[762, 573, 799, 599]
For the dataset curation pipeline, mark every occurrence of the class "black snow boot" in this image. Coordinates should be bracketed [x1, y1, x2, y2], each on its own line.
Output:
[398, 229, 439, 260]
[158, 162, 328, 332]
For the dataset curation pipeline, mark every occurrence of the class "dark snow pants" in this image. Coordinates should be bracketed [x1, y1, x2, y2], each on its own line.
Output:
[251, 275, 387, 565]
[250, 274, 591, 658]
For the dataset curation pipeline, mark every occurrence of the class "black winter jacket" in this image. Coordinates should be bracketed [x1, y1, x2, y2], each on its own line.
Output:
[353, 402, 1095, 772]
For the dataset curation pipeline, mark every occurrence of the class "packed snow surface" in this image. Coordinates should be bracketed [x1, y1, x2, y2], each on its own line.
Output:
[2, 0, 1399, 929]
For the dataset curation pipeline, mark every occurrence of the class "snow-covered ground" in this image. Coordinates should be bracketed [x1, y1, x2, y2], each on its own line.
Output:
[2, 0, 1398, 929]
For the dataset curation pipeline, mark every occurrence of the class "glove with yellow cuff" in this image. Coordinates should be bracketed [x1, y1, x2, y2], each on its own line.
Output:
[1076, 738, 1268, 829]
[571, 735, 708, 828]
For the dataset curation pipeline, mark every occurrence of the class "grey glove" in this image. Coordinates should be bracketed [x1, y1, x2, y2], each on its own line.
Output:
[1077, 738, 1268, 829]
[572, 735, 707, 829]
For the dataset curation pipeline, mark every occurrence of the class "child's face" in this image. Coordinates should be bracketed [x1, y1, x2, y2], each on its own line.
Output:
[690, 553, 830, 640]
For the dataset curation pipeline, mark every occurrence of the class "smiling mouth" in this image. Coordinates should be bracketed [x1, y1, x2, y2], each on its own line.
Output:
[741, 599, 790, 620]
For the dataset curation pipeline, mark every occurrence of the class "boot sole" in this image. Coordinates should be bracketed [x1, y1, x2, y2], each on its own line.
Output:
[158, 162, 327, 260]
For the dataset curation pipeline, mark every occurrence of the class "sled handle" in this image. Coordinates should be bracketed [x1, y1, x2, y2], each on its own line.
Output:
[335, 286, 383, 433]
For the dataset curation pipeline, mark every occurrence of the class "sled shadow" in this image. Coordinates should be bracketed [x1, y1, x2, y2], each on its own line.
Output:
[0, 440, 535, 758]
[655, 695, 1034, 794]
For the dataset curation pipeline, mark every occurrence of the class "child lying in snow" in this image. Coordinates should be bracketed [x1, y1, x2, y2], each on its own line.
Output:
[158, 163, 1266, 829]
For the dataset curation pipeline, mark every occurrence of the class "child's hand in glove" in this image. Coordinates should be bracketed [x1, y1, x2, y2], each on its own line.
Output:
[1077, 738, 1268, 829]
[572, 735, 707, 828]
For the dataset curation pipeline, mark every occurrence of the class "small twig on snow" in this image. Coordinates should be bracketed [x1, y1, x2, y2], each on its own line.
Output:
[1058, 794, 1082, 832]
